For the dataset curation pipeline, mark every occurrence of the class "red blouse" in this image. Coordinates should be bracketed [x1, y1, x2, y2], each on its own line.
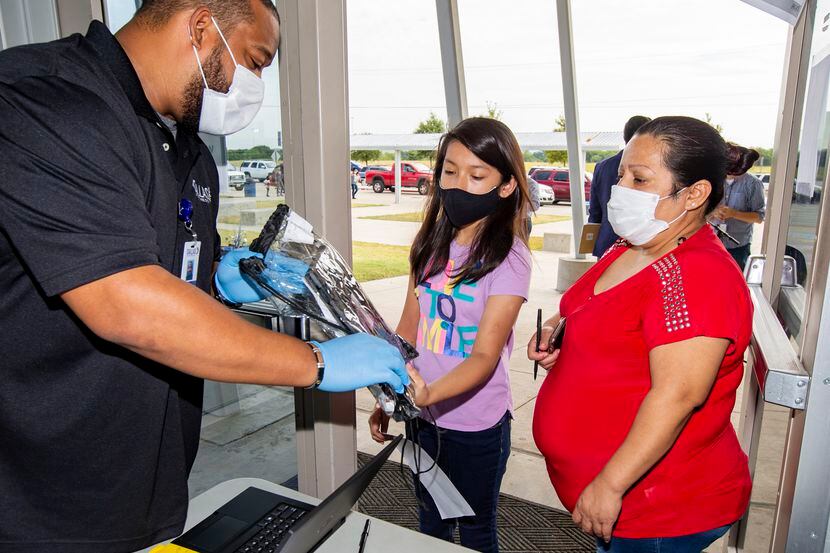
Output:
[533, 225, 752, 538]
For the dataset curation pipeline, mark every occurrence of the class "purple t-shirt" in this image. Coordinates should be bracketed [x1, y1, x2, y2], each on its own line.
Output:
[414, 239, 531, 431]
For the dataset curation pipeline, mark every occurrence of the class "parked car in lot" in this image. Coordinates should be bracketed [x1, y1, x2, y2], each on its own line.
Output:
[228, 167, 246, 191]
[365, 162, 433, 195]
[532, 168, 591, 204]
[240, 160, 277, 181]
[756, 173, 770, 191]
[360, 165, 387, 183]
[537, 180, 555, 205]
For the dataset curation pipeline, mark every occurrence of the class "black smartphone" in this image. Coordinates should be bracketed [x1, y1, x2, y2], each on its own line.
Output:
[548, 317, 566, 351]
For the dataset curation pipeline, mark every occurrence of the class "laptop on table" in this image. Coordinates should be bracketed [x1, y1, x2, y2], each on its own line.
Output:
[172, 434, 403, 553]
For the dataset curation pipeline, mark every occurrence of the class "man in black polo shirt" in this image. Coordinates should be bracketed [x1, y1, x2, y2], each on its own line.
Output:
[0, 2, 407, 552]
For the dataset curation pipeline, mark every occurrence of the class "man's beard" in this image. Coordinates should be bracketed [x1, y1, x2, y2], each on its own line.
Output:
[180, 46, 231, 134]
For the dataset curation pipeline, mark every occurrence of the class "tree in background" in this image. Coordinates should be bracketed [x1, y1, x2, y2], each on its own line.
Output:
[351, 150, 382, 165]
[546, 114, 568, 165]
[753, 147, 773, 167]
[228, 144, 275, 161]
[410, 112, 446, 164]
[524, 150, 547, 162]
[415, 112, 446, 134]
[482, 101, 503, 120]
[705, 113, 724, 135]
[586, 150, 618, 163]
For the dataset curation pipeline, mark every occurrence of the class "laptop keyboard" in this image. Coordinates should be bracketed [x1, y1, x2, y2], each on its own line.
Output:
[235, 502, 310, 553]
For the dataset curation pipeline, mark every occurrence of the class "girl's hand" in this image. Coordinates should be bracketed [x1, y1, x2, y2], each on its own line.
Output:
[527, 322, 561, 372]
[572, 475, 623, 543]
[368, 404, 391, 443]
[406, 364, 431, 407]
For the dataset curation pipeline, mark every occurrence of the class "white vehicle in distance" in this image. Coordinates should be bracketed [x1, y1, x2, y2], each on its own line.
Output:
[240, 160, 277, 182]
[538, 182, 555, 205]
[757, 173, 770, 191]
[228, 166, 246, 191]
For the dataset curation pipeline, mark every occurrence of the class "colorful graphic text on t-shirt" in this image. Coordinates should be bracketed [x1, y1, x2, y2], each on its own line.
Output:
[417, 259, 479, 358]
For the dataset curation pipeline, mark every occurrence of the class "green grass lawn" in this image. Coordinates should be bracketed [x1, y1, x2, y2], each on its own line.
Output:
[219, 200, 284, 225]
[532, 214, 570, 225]
[351, 202, 384, 209]
[360, 212, 424, 223]
[257, 199, 285, 209]
[352, 241, 410, 282]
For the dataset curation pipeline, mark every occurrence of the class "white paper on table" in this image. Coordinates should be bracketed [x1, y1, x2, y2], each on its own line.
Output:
[396, 438, 475, 520]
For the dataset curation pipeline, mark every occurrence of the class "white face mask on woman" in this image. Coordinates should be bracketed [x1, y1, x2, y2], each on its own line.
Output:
[192, 17, 265, 136]
[607, 185, 687, 246]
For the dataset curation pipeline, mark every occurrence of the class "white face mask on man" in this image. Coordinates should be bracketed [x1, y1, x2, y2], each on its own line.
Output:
[607, 185, 688, 246]
[192, 17, 265, 136]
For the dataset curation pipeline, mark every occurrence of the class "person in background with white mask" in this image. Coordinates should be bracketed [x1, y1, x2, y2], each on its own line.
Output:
[711, 143, 765, 270]
[526, 116, 752, 553]
[0, 2, 407, 552]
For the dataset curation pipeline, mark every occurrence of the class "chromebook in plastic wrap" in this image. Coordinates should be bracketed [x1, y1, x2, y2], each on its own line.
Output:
[238, 204, 420, 422]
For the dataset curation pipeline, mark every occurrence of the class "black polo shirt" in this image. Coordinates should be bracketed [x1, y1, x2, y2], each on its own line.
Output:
[0, 22, 221, 553]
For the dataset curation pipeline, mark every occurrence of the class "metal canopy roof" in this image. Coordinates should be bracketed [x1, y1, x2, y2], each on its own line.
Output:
[350, 131, 624, 152]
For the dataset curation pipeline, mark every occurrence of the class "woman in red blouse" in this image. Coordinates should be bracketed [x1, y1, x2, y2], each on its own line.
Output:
[528, 116, 752, 553]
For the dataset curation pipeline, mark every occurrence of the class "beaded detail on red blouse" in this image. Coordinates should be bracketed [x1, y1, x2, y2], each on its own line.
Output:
[652, 254, 690, 333]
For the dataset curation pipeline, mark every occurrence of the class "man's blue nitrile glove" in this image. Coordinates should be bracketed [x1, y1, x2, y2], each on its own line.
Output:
[313, 334, 410, 393]
[215, 248, 268, 304]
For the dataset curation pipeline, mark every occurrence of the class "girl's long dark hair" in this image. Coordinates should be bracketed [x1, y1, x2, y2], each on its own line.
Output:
[410, 117, 529, 286]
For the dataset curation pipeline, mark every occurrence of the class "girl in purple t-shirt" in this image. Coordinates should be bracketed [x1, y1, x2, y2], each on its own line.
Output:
[369, 117, 532, 553]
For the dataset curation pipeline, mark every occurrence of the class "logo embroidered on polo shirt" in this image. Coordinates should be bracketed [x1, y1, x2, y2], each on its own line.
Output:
[192, 180, 212, 204]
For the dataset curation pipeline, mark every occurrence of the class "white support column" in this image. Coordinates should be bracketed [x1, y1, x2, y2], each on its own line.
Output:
[556, 0, 586, 261]
[278, 0, 356, 499]
[394, 150, 402, 204]
[435, 0, 467, 129]
[0, 0, 61, 47]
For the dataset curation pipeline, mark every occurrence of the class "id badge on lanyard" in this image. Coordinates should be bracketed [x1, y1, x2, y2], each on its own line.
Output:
[719, 184, 732, 234]
[178, 199, 201, 283]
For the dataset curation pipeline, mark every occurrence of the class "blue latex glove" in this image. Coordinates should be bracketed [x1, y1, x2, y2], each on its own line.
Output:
[215, 248, 268, 304]
[261, 251, 310, 296]
[313, 334, 410, 393]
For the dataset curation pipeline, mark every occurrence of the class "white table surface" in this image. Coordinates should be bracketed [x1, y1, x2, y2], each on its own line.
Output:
[138, 478, 470, 553]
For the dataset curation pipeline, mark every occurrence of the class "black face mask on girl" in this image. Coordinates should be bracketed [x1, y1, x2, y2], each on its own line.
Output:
[440, 185, 502, 228]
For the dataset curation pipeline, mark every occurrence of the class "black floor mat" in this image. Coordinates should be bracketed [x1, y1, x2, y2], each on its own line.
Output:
[357, 452, 595, 552]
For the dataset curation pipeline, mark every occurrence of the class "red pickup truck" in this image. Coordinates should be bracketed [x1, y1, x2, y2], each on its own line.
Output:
[365, 162, 433, 195]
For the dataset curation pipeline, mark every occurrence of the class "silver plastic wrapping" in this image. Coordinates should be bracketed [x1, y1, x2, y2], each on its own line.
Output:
[239, 205, 420, 422]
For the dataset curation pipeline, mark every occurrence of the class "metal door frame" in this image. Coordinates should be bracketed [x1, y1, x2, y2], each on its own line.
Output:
[744, 0, 830, 550]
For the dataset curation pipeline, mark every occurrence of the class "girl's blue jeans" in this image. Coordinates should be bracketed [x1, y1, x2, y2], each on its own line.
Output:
[407, 411, 511, 553]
